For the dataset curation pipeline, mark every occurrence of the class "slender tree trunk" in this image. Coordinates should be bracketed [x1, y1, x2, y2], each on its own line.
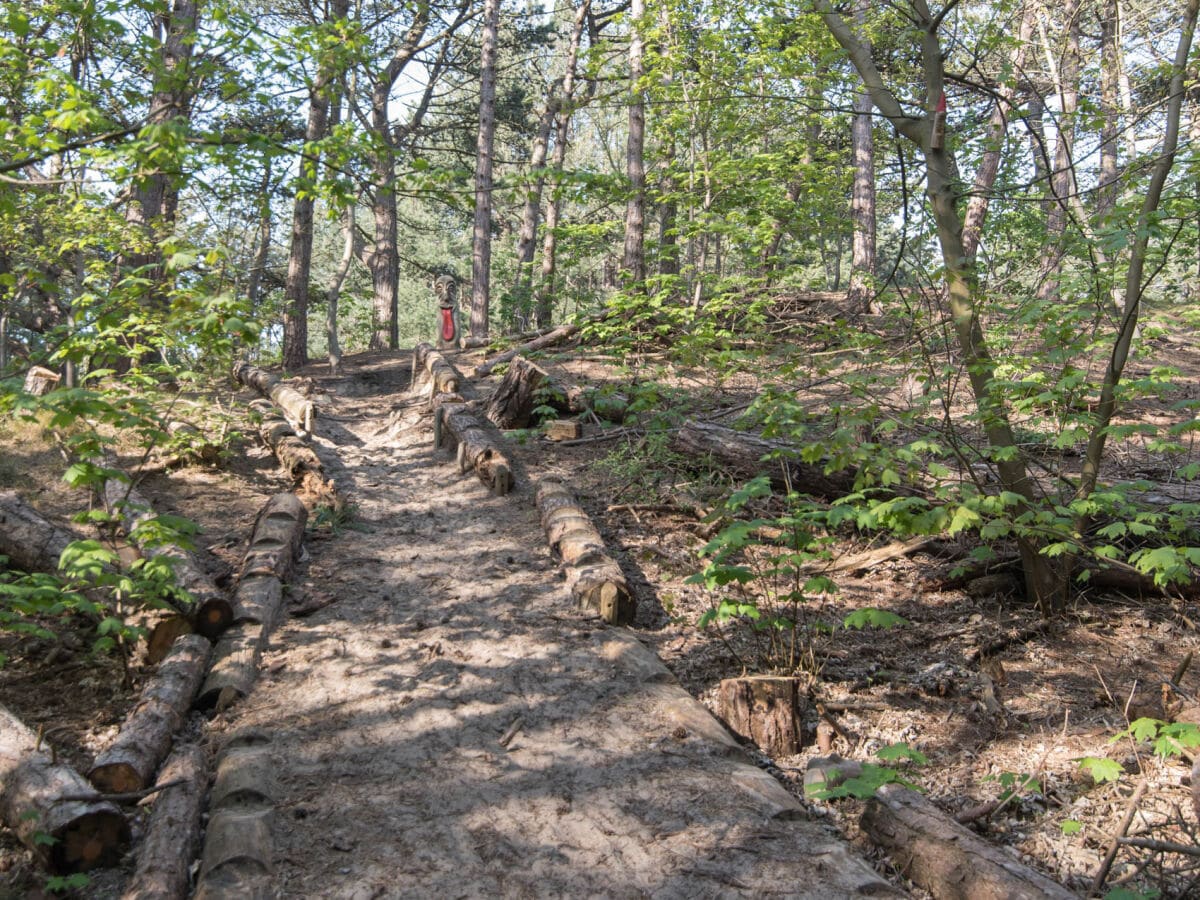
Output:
[369, 86, 399, 351]
[470, 0, 501, 341]
[246, 159, 273, 316]
[1098, 0, 1121, 222]
[847, 0, 876, 313]
[326, 204, 356, 375]
[512, 88, 559, 324]
[535, 0, 591, 328]
[622, 0, 646, 286]
[1025, 88, 1050, 216]
[657, 139, 679, 278]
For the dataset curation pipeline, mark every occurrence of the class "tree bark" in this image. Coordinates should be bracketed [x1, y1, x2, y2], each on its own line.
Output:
[89, 634, 210, 794]
[440, 407, 513, 496]
[671, 420, 856, 500]
[413, 341, 464, 395]
[233, 360, 314, 433]
[622, 0, 646, 286]
[486, 356, 550, 428]
[512, 89, 559, 322]
[470, 0, 501, 341]
[0, 489, 83, 575]
[121, 743, 206, 900]
[861, 783, 1074, 899]
[846, 0, 875, 313]
[535, 479, 634, 625]
[22, 365, 60, 395]
[0, 703, 129, 873]
[249, 399, 336, 506]
[718, 676, 805, 757]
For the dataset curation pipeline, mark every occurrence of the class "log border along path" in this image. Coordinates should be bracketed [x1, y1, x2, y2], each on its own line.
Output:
[212, 350, 900, 898]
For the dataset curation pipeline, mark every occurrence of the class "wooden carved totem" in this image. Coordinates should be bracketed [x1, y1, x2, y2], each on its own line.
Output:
[434, 275, 460, 350]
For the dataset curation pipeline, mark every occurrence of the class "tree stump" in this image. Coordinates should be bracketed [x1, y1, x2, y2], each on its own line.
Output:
[717, 676, 806, 757]
[486, 356, 549, 428]
[22, 365, 60, 396]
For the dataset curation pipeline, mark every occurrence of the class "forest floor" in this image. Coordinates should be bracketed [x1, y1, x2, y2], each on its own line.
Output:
[3, 307, 1200, 897]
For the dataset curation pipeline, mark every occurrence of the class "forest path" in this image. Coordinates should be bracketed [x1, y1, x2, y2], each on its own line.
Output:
[218, 350, 900, 898]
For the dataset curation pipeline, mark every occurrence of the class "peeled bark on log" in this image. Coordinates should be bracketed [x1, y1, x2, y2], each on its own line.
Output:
[23, 365, 60, 396]
[0, 704, 129, 873]
[101, 475, 233, 645]
[194, 732, 275, 900]
[473, 321, 582, 378]
[441, 408, 513, 496]
[249, 399, 337, 506]
[413, 341, 463, 395]
[233, 361, 314, 433]
[121, 743, 206, 900]
[486, 356, 549, 429]
[197, 494, 306, 709]
[717, 676, 806, 757]
[535, 479, 635, 625]
[0, 490, 79, 574]
[671, 420, 856, 500]
[88, 634, 211, 794]
[861, 783, 1075, 899]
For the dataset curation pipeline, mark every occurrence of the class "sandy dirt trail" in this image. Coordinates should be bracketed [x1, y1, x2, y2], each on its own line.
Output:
[216, 352, 900, 898]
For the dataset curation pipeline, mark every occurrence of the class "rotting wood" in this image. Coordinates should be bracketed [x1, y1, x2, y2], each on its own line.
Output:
[0, 703, 129, 873]
[535, 479, 634, 625]
[544, 420, 581, 441]
[197, 494, 306, 709]
[89, 633, 211, 794]
[486, 355, 550, 429]
[473, 321, 583, 378]
[249, 399, 337, 506]
[23, 365, 60, 396]
[671, 420, 857, 500]
[815, 536, 937, 576]
[120, 743, 206, 900]
[861, 782, 1075, 899]
[101, 474, 233, 648]
[718, 676, 806, 757]
[194, 731, 275, 900]
[413, 341, 464, 395]
[233, 360, 314, 433]
[440, 407, 513, 495]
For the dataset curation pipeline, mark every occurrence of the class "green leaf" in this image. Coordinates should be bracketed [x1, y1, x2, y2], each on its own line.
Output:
[1078, 757, 1123, 784]
[844, 608, 909, 630]
[877, 742, 928, 764]
[1060, 819, 1082, 835]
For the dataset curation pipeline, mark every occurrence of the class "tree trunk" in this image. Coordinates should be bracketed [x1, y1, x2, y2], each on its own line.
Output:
[671, 420, 857, 500]
[88, 634, 210, 794]
[470, 0, 500, 341]
[369, 82, 400, 351]
[718, 676, 805, 758]
[861, 783, 1075, 899]
[535, 479, 634, 625]
[0, 704, 129, 873]
[486, 356, 550, 428]
[622, 0, 646, 286]
[512, 90, 558, 322]
[121, 743, 206, 900]
[846, 0, 876, 313]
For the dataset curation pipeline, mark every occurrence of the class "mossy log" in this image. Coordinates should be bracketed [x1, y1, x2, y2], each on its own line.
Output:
[232, 361, 314, 433]
[671, 420, 857, 500]
[0, 703, 129, 873]
[440, 407, 513, 496]
[413, 341, 463, 395]
[249, 399, 337, 506]
[193, 731, 275, 900]
[535, 479, 634, 625]
[120, 743, 206, 900]
[861, 783, 1075, 899]
[101, 475, 233, 647]
[88, 634, 211, 794]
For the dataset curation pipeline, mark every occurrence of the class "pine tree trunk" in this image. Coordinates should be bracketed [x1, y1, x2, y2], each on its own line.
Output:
[470, 0, 501, 342]
[622, 0, 646, 286]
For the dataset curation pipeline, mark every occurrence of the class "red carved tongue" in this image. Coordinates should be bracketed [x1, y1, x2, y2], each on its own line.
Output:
[441, 308, 456, 342]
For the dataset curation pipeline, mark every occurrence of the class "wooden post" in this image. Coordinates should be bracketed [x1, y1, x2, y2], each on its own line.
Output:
[717, 676, 806, 757]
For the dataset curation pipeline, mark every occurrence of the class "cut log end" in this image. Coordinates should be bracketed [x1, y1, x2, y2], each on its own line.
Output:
[195, 598, 235, 640]
[87, 762, 141, 795]
[54, 810, 130, 873]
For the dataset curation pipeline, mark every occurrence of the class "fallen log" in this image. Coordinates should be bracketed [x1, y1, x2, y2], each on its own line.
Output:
[535, 479, 635, 625]
[671, 420, 857, 500]
[861, 783, 1075, 899]
[718, 676, 806, 757]
[431, 392, 466, 450]
[412, 341, 463, 395]
[101, 474, 233, 648]
[249, 399, 337, 506]
[194, 731, 275, 900]
[441, 407, 513, 496]
[88, 633, 211, 794]
[233, 360, 314, 433]
[0, 490, 80, 574]
[120, 743, 206, 900]
[198, 494, 306, 709]
[486, 356, 550, 429]
[473, 321, 582, 379]
[0, 703, 129, 873]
